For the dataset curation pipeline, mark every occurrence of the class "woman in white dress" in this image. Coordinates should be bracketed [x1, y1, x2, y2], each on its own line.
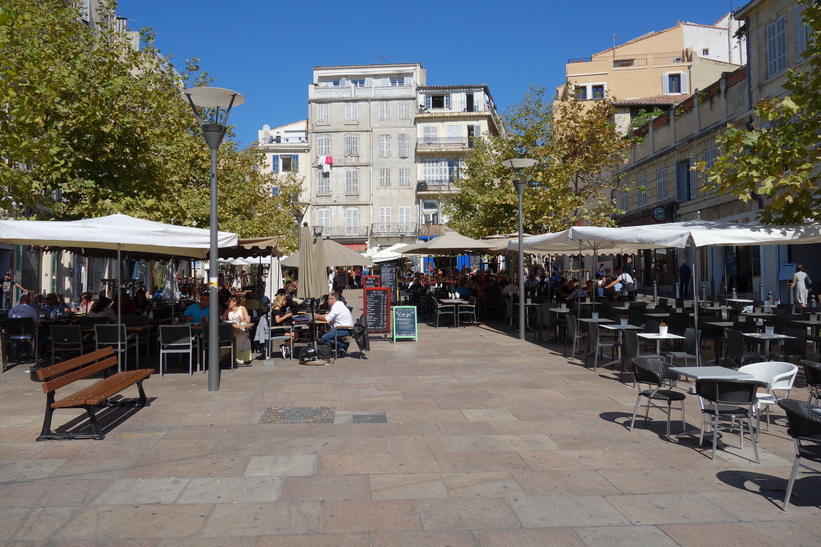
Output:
[790, 264, 810, 309]
[222, 295, 252, 364]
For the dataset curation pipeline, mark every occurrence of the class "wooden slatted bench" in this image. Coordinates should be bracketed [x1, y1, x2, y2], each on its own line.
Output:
[36, 346, 153, 441]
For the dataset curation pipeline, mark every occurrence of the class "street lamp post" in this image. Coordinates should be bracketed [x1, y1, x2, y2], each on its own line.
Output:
[293, 201, 309, 250]
[501, 158, 538, 341]
[185, 86, 244, 392]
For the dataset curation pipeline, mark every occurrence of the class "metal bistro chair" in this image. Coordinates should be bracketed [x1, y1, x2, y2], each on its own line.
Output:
[434, 300, 456, 328]
[564, 314, 588, 361]
[629, 357, 687, 438]
[586, 322, 617, 371]
[667, 327, 702, 367]
[695, 378, 765, 463]
[3, 317, 36, 367]
[49, 324, 85, 365]
[777, 398, 821, 511]
[457, 296, 478, 327]
[94, 324, 139, 372]
[202, 322, 235, 371]
[158, 324, 196, 376]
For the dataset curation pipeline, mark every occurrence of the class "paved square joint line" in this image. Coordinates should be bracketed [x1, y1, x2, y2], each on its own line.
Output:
[260, 407, 335, 424]
[352, 413, 388, 424]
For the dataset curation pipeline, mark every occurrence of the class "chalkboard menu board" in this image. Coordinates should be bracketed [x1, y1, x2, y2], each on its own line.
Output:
[363, 275, 380, 288]
[380, 262, 396, 292]
[335, 271, 350, 289]
[392, 306, 418, 342]
[364, 287, 391, 333]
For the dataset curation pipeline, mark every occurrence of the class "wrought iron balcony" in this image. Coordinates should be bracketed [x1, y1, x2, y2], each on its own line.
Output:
[416, 137, 473, 152]
[314, 225, 369, 239]
[416, 180, 459, 193]
[370, 223, 418, 238]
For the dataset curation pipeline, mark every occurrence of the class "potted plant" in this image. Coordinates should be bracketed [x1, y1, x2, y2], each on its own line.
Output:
[620, 315, 628, 327]
[659, 322, 669, 336]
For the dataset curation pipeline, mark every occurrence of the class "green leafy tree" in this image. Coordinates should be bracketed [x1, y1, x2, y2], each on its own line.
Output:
[696, 1, 820, 224]
[0, 0, 300, 243]
[445, 86, 629, 236]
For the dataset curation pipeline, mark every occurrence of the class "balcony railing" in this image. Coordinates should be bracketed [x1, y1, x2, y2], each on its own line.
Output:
[370, 223, 418, 238]
[315, 225, 369, 239]
[418, 224, 446, 238]
[417, 137, 473, 152]
[416, 180, 459, 193]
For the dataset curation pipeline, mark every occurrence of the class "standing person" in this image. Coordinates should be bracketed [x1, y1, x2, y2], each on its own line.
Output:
[790, 264, 811, 309]
[605, 267, 635, 301]
[623, 256, 635, 277]
[679, 260, 692, 300]
[222, 295, 252, 364]
[316, 292, 353, 355]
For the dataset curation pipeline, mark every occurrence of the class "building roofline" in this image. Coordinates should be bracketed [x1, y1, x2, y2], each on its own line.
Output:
[313, 63, 423, 70]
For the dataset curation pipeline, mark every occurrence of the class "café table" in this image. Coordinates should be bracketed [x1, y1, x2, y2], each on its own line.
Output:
[725, 298, 754, 304]
[742, 331, 796, 358]
[637, 331, 686, 355]
[599, 322, 643, 368]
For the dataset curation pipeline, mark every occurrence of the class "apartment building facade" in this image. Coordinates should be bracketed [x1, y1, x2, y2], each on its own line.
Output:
[256, 120, 311, 196]
[558, 14, 745, 133]
[613, 0, 817, 300]
[297, 64, 502, 255]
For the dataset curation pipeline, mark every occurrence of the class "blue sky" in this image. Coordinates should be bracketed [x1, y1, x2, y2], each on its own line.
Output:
[118, 0, 740, 148]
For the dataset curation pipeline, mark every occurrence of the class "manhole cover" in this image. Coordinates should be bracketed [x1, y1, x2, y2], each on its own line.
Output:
[260, 407, 335, 424]
[352, 413, 387, 424]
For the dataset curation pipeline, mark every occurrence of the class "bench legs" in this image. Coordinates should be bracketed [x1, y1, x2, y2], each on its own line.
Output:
[37, 380, 150, 441]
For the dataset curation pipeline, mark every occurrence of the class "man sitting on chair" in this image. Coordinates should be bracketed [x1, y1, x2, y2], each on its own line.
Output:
[316, 292, 353, 355]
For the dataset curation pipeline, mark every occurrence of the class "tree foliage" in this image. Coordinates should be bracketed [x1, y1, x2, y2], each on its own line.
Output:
[696, 1, 821, 224]
[444, 86, 630, 237]
[0, 0, 300, 244]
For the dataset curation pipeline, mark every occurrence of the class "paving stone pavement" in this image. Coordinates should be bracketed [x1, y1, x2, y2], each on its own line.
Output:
[1, 291, 820, 545]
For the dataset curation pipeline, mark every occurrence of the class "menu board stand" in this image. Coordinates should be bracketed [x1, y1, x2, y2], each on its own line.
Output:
[363, 286, 391, 337]
[392, 306, 418, 342]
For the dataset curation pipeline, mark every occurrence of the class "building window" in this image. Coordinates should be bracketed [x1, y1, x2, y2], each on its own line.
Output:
[316, 135, 330, 156]
[423, 126, 437, 144]
[345, 208, 359, 236]
[378, 135, 391, 158]
[345, 102, 358, 121]
[663, 72, 688, 94]
[316, 103, 330, 122]
[656, 167, 668, 201]
[398, 101, 410, 119]
[316, 208, 331, 230]
[379, 101, 391, 120]
[345, 169, 359, 195]
[379, 168, 390, 187]
[389, 77, 405, 86]
[398, 206, 411, 227]
[398, 134, 410, 157]
[575, 86, 587, 100]
[620, 189, 629, 211]
[350, 79, 365, 87]
[317, 176, 330, 195]
[271, 154, 298, 173]
[702, 146, 718, 194]
[637, 176, 647, 208]
[447, 159, 461, 182]
[795, 4, 812, 58]
[398, 168, 411, 186]
[766, 16, 788, 78]
[344, 134, 359, 157]
[702, 48, 710, 56]
[424, 94, 451, 110]
[379, 207, 391, 227]
[591, 84, 605, 99]
[424, 159, 448, 184]
[270, 186, 279, 197]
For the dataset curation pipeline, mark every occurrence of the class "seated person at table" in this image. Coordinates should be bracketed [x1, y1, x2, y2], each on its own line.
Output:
[271, 293, 299, 357]
[86, 296, 117, 323]
[316, 292, 353, 355]
[42, 293, 72, 318]
[558, 279, 576, 303]
[500, 279, 519, 296]
[133, 291, 153, 316]
[10, 293, 38, 321]
[243, 289, 263, 318]
[182, 292, 210, 324]
[455, 282, 472, 300]
[111, 290, 136, 317]
[76, 292, 95, 314]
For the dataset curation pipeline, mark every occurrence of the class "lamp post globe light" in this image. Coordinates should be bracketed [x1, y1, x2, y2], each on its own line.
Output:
[501, 158, 538, 341]
[184, 86, 244, 392]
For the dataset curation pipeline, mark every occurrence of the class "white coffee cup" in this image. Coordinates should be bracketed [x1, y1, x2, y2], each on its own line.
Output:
[591, 312, 599, 320]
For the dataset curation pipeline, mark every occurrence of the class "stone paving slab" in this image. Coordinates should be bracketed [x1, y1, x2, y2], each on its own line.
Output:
[0, 290, 820, 544]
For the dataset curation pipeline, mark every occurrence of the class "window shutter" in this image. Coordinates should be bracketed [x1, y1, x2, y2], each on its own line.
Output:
[365, 78, 373, 87]
[444, 95, 451, 109]
[271, 155, 280, 173]
[680, 73, 688, 94]
[424, 96, 431, 110]
[292, 155, 299, 171]
[662, 73, 670, 95]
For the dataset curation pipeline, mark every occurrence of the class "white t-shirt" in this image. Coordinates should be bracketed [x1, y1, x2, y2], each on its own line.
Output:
[326, 300, 353, 329]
